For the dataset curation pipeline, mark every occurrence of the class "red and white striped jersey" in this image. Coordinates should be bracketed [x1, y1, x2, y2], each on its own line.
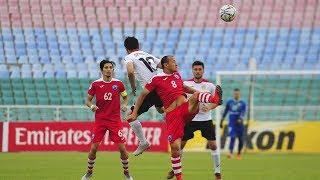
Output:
[183, 78, 216, 121]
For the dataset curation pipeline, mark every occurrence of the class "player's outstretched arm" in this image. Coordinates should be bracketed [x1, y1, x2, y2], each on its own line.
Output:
[126, 88, 150, 121]
[85, 94, 98, 112]
[126, 61, 137, 95]
[183, 84, 198, 94]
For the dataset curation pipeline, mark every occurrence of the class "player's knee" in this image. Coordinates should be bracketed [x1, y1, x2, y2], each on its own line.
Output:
[190, 92, 199, 101]
[90, 143, 99, 153]
[208, 142, 217, 151]
[170, 144, 180, 156]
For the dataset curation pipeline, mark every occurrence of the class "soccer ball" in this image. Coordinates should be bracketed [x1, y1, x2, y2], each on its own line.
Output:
[219, 4, 237, 22]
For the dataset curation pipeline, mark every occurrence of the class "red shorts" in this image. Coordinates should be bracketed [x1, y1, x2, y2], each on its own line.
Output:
[165, 102, 198, 143]
[92, 120, 125, 144]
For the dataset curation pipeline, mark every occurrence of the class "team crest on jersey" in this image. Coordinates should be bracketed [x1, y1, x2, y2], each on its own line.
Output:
[168, 135, 173, 142]
[174, 74, 180, 79]
[112, 85, 118, 90]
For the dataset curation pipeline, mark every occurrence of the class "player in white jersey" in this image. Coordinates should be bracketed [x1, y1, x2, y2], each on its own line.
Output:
[123, 37, 164, 156]
[166, 61, 222, 180]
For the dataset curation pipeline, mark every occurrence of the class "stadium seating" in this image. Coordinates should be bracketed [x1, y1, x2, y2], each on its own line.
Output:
[0, 0, 319, 121]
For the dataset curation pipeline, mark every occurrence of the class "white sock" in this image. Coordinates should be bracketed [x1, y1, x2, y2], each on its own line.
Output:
[211, 150, 221, 174]
[129, 120, 147, 144]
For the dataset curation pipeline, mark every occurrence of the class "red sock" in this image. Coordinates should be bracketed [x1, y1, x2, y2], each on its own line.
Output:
[171, 156, 182, 179]
[87, 157, 95, 173]
[197, 92, 220, 104]
[176, 173, 183, 180]
[121, 158, 129, 174]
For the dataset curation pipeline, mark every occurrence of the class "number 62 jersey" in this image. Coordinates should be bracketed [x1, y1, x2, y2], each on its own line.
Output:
[124, 50, 161, 86]
[88, 78, 127, 122]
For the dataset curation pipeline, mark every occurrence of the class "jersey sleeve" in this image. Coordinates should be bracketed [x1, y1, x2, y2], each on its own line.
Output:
[87, 82, 96, 96]
[210, 83, 216, 93]
[124, 55, 133, 66]
[119, 82, 127, 97]
[145, 76, 157, 92]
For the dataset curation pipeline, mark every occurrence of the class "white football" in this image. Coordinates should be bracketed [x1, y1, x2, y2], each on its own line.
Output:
[219, 4, 237, 22]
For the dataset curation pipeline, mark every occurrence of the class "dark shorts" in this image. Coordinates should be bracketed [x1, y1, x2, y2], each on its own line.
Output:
[182, 120, 216, 141]
[131, 90, 163, 116]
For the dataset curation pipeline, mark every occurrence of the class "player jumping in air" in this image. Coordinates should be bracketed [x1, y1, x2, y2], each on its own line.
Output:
[127, 56, 223, 180]
[167, 61, 222, 180]
[81, 60, 133, 180]
[123, 36, 164, 156]
[220, 88, 246, 160]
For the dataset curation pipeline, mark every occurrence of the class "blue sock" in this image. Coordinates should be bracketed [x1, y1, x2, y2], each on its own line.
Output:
[229, 137, 236, 154]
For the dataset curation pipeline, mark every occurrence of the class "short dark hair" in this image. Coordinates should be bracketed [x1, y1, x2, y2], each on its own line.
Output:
[124, 36, 139, 50]
[161, 55, 171, 68]
[100, 59, 115, 71]
[192, 60, 204, 68]
[234, 88, 240, 91]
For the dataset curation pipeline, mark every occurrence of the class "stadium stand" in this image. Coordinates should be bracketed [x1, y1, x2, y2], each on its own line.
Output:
[0, 0, 319, 120]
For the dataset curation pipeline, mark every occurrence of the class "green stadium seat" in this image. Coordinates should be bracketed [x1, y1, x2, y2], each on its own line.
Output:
[22, 78, 34, 84]
[49, 97, 60, 105]
[11, 79, 22, 84]
[24, 83, 36, 91]
[1, 90, 13, 97]
[37, 90, 48, 97]
[14, 97, 26, 105]
[68, 78, 80, 84]
[61, 97, 73, 105]
[0, 82, 12, 91]
[59, 90, 71, 97]
[3, 97, 14, 105]
[71, 90, 82, 97]
[72, 97, 85, 104]
[13, 90, 25, 97]
[35, 83, 47, 91]
[12, 83, 24, 91]
[56, 79, 68, 84]
[38, 97, 49, 105]
[48, 90, 59, 96]
[25, 90, 37, 97]
[0, 79, 10, 84]
[34, 78, 46, 84]
[69, 83, 81, 91]
[47, 83, 58, 90]
[26, 97, 38, 105]
[45, 78, 56, 85]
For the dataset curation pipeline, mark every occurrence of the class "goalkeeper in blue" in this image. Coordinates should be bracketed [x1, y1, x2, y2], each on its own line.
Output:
[220, 88, 246, 159]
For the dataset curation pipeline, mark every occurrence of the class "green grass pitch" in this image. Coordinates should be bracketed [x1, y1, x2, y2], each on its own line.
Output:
[0, 152, 319, 180]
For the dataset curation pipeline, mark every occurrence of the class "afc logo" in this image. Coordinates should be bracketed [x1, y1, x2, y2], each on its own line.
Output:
[168, 135, 173, 142]
[112, 85, 118, 91]
[174, 74, 180, 79]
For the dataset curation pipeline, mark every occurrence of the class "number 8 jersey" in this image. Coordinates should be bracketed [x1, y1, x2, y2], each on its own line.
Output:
[88, 78, 127, 122]
[124, 50, 161, 86]
[145, 72, 185, 109]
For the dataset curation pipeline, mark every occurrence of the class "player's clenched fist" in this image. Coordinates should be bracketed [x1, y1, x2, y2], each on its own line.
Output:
[90, 104, 99, 112]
